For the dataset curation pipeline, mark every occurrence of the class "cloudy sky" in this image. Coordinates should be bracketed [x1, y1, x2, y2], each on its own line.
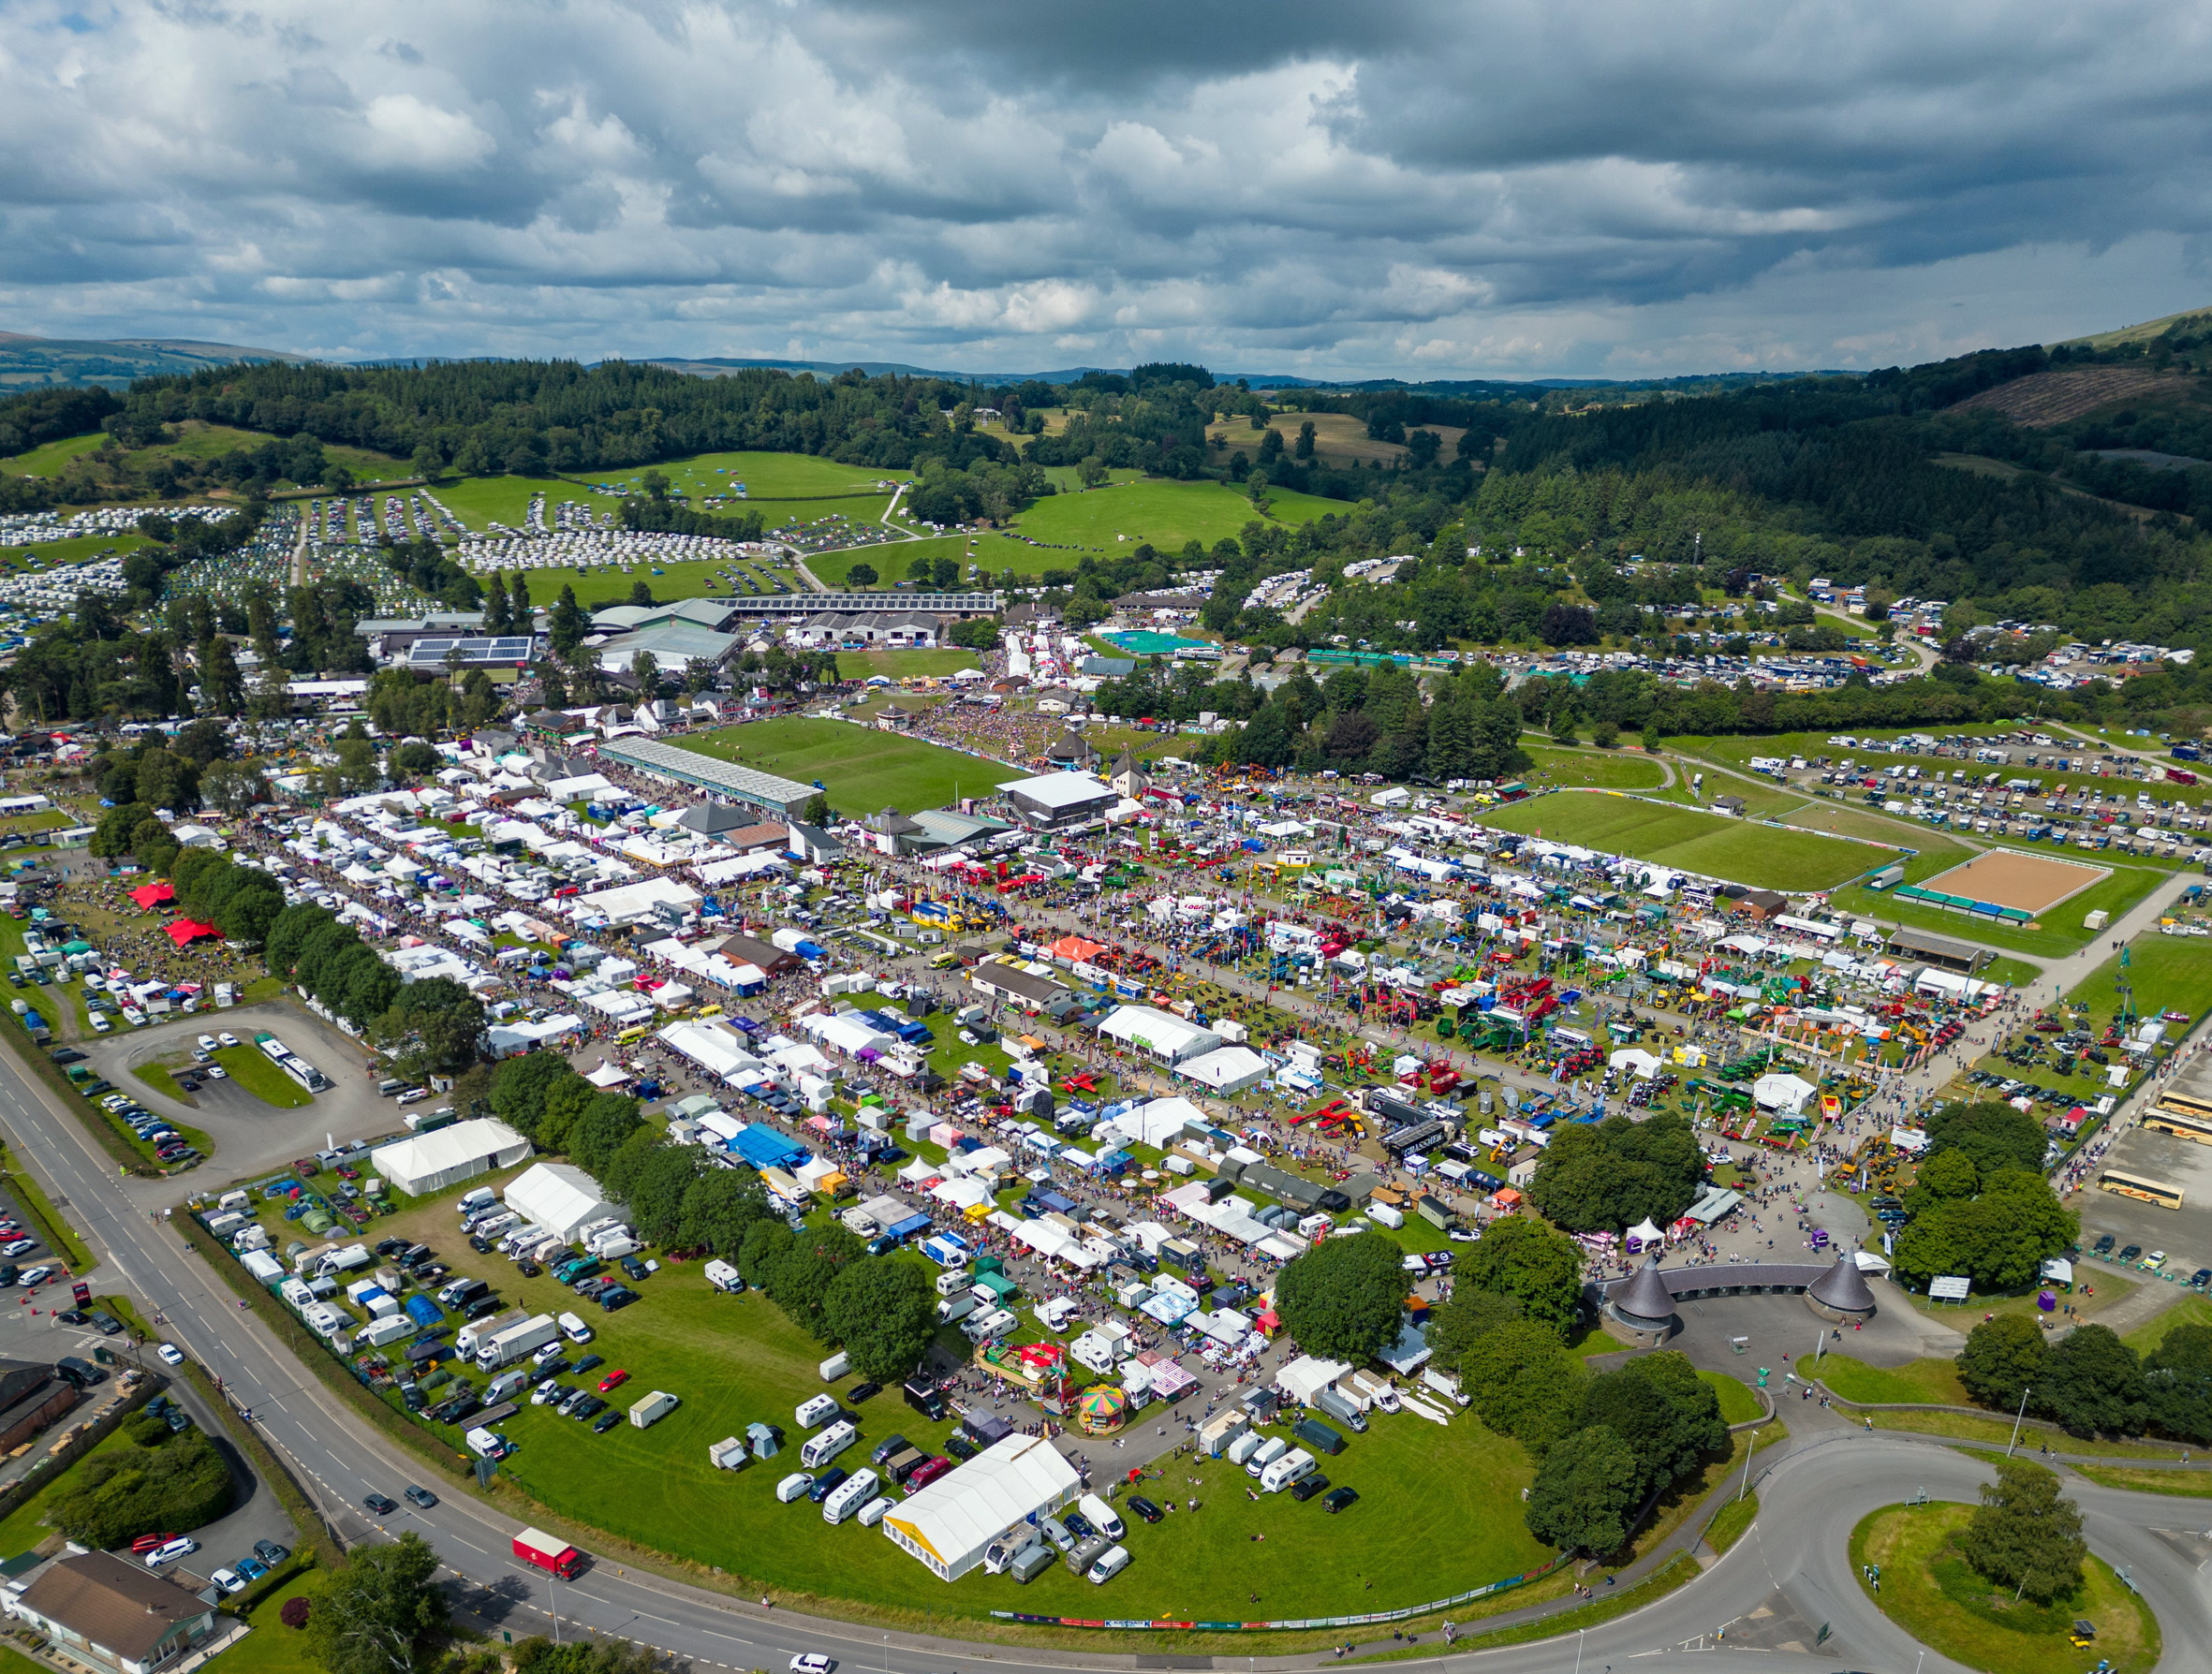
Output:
[4, 0, 2210, 378]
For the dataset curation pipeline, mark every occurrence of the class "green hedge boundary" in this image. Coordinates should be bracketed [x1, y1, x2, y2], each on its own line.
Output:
[176, 1211, 477, 1485]
[171, 1355, 343, 1573]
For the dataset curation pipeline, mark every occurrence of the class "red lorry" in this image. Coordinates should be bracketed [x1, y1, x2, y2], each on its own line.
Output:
[512, 1528, 584, 1579]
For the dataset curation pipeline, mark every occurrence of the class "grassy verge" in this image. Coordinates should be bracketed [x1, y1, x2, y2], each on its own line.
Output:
[1698, 1370, 1764, 1425]
[2122, 1291, 2212, 1356]
[172, 1356, 340, 1567]
[1866, 1409, 2190, 1458]
[0, 1141, 93, 1270]
[2069, 1463, 2212, 1496]
[1621, 1424, 1784, 1565]
[0, 1022, 147, 1177]
[1703, 1490, 1757, 1555]
[1812, 1353, 1970, 1405]
[1435, 1553, 1698, 1656]
[1850, 1501, 2160, 1674]
[212, 1046, 313, 1109]
[134, 1064, 196, 1104]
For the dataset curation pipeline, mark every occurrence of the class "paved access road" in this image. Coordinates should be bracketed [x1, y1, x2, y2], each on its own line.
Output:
[0, 1030, 2203, 1674]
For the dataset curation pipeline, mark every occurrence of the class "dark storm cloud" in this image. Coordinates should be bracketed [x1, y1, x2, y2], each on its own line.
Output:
[0, 0, 2206, 374]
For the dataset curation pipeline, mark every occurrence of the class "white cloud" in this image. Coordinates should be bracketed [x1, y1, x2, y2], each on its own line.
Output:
[0, 0, 2205, 374]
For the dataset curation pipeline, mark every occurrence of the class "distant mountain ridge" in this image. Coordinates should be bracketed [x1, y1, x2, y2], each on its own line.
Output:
[0, 332, 309, 391]
[3, 301, 2205, 393]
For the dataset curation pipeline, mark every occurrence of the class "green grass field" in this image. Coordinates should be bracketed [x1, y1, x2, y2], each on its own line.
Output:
[0, 531, 157, 571]
[212, 1045, 313, 1109]
[586, 451, 910, 500]
[1003, 477, 1339, 554]
[2061, 924, 2212, 1029]
[0, 433, 108, 477]
[838, 649, 988, 681]
[806, 535, 972, 590]
[479, 1276, 1552, 1624]
[1851, 1502, 2159, 1674]
[676, 718, 1000, 815]
[1521, 745, 1668, 791]
[1474, 790, 1889, 891]
[202, 1569, 322, 1674]
[1811, 1354, 1971, 1405]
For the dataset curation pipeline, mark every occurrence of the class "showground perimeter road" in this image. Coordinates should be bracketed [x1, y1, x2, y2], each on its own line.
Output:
[0, 1027, 2201, 1674]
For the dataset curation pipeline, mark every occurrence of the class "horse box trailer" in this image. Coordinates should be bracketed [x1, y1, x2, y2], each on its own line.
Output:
[629, 1390, 681, 1429]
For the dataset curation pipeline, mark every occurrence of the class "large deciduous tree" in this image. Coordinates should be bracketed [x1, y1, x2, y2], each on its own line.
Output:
[1527, 1110, 1704, 1234]
[1524, 1425, 1641, 1555]
[308, 1532, 450, 1674]
[1273, 1231, 1408, 1363]
[1955, 1314, 2047, 1413]
[823, 1260, 937, 1384]
[1450, 1218, 1585, 1334]
[1958, 1459, 2086, 1603]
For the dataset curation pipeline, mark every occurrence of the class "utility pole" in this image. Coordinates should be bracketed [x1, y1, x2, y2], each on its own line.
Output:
[1738, 1423, 1761, 1502]
[2006, 1385, 2032, 1457]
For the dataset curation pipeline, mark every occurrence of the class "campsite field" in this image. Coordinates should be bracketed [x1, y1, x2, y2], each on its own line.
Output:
[426, 476, 582, 532]
[1472, 790, 1889, 892]
[676, 718, 1002, 815]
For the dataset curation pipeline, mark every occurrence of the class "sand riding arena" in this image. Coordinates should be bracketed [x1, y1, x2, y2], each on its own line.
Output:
[1917, 849, 2111, 918]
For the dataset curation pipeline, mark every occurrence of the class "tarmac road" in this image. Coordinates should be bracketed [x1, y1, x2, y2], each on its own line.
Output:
[0, 1026, 2203, 1674]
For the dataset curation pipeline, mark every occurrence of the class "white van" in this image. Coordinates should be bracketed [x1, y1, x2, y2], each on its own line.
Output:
[821, 1467, 879, 1523]
[1078, 1492, 1125, 1540]
[1261, 1448, 1317, 1494]
[1226, 1431, 1264, 1466]
[1086, 1544, 1131, 1585]
[801, 1419, 858, 1469]
[457, 1188, 496, 1215]
[775, 1472, 816, 1504]
[556, 1312, 593, 1344]
[856, 1495, 892, 1527]
[818, 1351, 850, 1383]
[936, 1293, 978, 1326]
[795, 1393, 840, 1431]
[1245, 1436, 1288, 1476]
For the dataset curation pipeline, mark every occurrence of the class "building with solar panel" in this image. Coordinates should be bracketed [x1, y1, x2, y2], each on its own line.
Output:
[398, 637, 543, 680]
[599, 737, 817, 820]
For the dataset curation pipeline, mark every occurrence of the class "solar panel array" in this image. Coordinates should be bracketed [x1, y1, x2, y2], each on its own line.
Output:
[403, 637, 539, 666]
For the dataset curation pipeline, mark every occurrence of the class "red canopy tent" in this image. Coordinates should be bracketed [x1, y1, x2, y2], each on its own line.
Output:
[128, 881, 174, 911]
[165, 919, 219, 947]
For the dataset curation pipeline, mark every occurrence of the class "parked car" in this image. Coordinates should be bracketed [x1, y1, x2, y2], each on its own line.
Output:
[144, 1538, 199, 1568]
